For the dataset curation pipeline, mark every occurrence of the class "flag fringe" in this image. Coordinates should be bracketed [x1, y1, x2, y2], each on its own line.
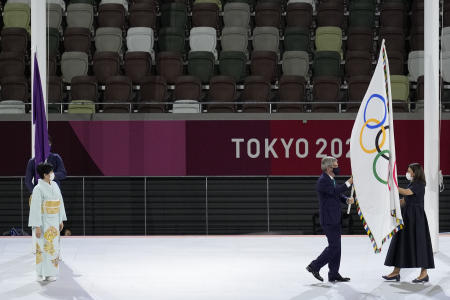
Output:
[355, 200, 404, 253]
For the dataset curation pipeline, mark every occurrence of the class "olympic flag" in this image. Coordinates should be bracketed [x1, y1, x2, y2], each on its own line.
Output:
[350, 40, 403, 253]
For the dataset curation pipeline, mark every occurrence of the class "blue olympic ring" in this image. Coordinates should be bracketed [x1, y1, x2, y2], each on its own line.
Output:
[363, 94, 387, 129]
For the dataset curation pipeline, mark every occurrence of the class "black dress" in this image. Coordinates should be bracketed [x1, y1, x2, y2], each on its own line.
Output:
[384, 181, 435, 269]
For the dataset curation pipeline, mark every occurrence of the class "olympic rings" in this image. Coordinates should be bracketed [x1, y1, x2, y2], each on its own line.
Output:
[375, 125, 390, 160]
[364, 94, 387, 129]
[360, 118, 386, 154]
[373, 150, 390, 184]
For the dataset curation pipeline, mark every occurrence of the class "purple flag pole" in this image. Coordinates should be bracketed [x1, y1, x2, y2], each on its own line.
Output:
[32, 53, 50, 183]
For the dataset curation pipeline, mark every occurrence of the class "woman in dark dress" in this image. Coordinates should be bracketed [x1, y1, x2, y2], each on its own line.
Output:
[382, 163, 435, 283]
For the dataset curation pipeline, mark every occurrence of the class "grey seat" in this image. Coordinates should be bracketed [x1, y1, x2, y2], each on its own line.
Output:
[442, 51, 450, 82]
[223, 3, 250, 28]
[220, 26, 248, 54]
[442, 27, 450, 52]
[126, 27, 155, 61]
[67, 3, 94, 31]
[407, 51, 424, 82]
[95, 27, 123, 53]
[252, 26, 279, 53]
[0, 100, 26, 114]
[282, 51, 309, 78]
[189, 27, 218, 59]
[46, 0, 66, 11]
[61, 51, 89, 83]
[47, 3, 63, 30]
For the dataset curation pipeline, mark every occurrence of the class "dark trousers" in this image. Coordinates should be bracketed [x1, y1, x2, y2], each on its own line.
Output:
[310, 224, 341, 279]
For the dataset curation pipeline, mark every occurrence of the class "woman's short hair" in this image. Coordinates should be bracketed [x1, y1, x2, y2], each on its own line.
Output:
[36, 163, 54, 179]
[321, 156, 337, 172]
[409, 163, 426, 185]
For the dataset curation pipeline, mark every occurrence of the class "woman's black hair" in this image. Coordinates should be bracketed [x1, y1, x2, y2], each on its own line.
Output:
[36, 163, 54, 179]
[409, 163, 426, 185]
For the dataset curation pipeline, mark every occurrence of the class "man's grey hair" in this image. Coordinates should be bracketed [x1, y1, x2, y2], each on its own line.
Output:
[321, 156, 337, 172]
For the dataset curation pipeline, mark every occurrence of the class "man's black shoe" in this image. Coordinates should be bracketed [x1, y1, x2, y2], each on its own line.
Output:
[306, 265, 324, 282]
[329, 274, 350, 282]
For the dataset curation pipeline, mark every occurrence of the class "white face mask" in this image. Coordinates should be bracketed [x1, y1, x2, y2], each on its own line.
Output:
[50, 172, 55, 181]
[406, 172, 413, 181]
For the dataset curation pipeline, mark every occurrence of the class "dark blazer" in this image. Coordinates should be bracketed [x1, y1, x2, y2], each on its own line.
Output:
[25, 153, 67, 193]
[317, 172, 350, 226]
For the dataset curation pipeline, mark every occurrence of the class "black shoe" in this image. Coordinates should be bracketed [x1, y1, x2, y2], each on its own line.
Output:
[329, 274, 350, 282]
[412, 275, 429, 283]
[382, 274, 400, 282]
[306, 265, 323, 282]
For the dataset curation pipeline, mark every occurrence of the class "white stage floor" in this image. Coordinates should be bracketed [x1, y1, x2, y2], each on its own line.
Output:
[1, 235, 449, 300]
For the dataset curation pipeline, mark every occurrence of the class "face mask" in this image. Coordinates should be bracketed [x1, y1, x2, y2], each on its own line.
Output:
[333, 167, 340, 176]
[406, 172, 412, 181]
[50, 173, 55, 181]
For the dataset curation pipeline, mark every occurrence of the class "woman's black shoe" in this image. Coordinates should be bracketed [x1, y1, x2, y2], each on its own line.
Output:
[412, 275, 429, 283]
[382, 274, 400, 281]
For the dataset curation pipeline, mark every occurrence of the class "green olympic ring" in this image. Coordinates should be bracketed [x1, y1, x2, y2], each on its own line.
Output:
[373, 149, 390, 184]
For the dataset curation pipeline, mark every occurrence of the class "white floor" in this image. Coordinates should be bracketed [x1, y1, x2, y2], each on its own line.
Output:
[0, 235, 449, 300]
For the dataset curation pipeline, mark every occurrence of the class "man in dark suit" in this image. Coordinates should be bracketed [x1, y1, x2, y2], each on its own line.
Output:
[306, 156, 354, 283]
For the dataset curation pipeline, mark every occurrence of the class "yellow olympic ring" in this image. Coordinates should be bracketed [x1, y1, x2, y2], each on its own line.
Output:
[359, 118, 386, 154]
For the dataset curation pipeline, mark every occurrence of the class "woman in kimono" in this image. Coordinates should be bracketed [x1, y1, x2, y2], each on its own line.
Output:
[29, 162, 67, 282]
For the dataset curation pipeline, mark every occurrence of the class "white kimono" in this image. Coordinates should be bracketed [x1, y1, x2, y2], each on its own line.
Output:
[29, 179, 67, 277]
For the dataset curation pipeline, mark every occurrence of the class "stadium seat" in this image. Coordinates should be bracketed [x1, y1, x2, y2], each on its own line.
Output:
[64, 27, 92, 53]
[192, 2, 220, 29]
[346, 27, 373, 53]
[390, 75, 410, 112]
[442, 27, 450, 52]
[47, 76, 63, 113]
[98, 3, 126, 29]
[250, 50, 278, 83]
[277, 75, 306, 112]
[407, 50, 424, 82]
[139, 76, 168, 113]
[315, 26, 343, 56]
[0, 27, 28, 53]
[93, 51, 121, 84]
[312, 51, 341, 79]
[316, 1, 344, 28]
[283, 26, 310, 52]
[47, 3, 63, 30]
[68, 75, 98, 114]
[95, 27, 123, 54]
[129, 2, 157, 29]
[47, 0, 66, 11]
[287, 0, 315, 14]
[411, 0, 424, 28]
[345, 50, 372, 78]
[348, 1, 375, 28]
[0, 52, 26, 79]
[252, 26, 279, 53]
[195, 0, 222, 10]
[103, 76, 133, 113]
[188, 51, 216, 83]
[124, 51, 152, 84]
[312, 76, 341, 112]
[255, 2, 281, 28]
[0, 100, 26, 114]
[158, 27, 186, 54]
[226, 0, 255, 11]
[160, 3, 187, 29]
[174, 75, 202, 101]
[66, 3, 94, 31]
[0, 76, 28, 102]
[189, 27, 218, 59]
[445, 1, 450, 27]
[347, 75, 370, 112]
[380, 2, 406, 29]
[3, 3, 31, 32]
[8, 0, 31, 5]
[223, 3, 250, 29]
[219, 51, 248, 83]
[286, 2, 313, 28]
[410, 26, 424, 51]
[47, 27, 60, 57]
[70, 0, 96, 4]
[379, 27, 405, 56]
[157, 51, 184, 84]
[387, 50, 404, 75]
[48, 56, 57, 76]
[100, 0, 128, 11]
[220, 26, 248, 54]
[126, 27, 155, 60]
[282, 51, 309, 78]
[241, 76, 271, 112]
[61, 51, 89, 83]
[443, 51, 450, 83]
[207, 75, 236, 113]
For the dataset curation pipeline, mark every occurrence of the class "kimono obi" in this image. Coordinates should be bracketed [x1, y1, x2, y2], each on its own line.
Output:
[42, 200, 61, 214]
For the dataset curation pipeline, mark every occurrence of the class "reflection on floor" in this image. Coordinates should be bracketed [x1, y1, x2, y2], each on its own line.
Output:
[0, 235, 449, 300]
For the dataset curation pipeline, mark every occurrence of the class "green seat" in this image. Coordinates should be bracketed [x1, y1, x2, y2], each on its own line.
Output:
[3, 3, 31, 32]
[48, 104, 62, 113]
[195, 0, 222, 10]
[390, 75, 410, 111]
[219, 51, 247, 82]
[284, 26, 310, 52]
[188, 51, 216, 83]
[313, 51, 341, 78]
[47, 28, 60, 57]
[161, 3, 187, 29]
[315, 26, 342, 57]
[68, 100, 96, 114]
[349, 2, 375, 28]
[158, 27, 186, 54]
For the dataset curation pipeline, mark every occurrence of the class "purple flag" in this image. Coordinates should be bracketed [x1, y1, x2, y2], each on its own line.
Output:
[33, 53, 50, 182]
